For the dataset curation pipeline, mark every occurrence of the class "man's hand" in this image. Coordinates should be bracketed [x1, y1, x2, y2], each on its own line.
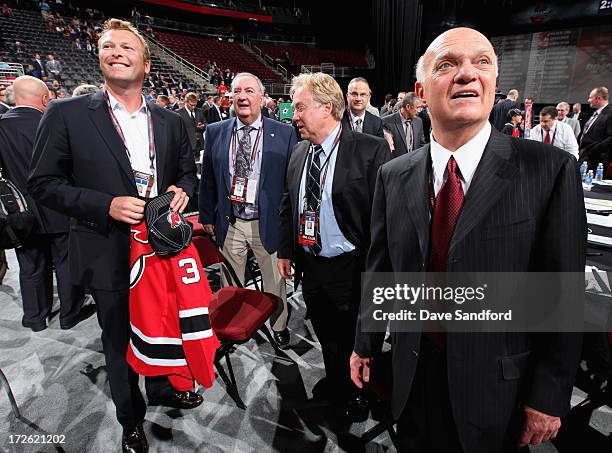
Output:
[350, 351, 372, 388]
[277, 258, 293, 279]
[197, 122, 205, 130]
[203, 224, 214, 235]
[518, 405, 561, 446]
[109, 196, 146, 224]
[166, 185, 189, 213]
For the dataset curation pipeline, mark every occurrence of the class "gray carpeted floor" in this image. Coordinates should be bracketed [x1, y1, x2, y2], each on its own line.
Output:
[0, 250, 610, 452]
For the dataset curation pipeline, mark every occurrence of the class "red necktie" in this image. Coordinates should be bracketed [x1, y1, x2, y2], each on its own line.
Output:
[425, 156, 464, 348]
[428, 156, 464, 272]
[545, 130, 551, 144]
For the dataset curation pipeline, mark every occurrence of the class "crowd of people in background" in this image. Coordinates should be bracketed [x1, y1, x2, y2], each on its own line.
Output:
[1, 5, 612, 453]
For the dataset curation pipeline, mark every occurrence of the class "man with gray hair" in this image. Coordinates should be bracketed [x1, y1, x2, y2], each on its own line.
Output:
[0, 84, 10, 114]
[72, 84, 99, 97]
[556, 101, 581, 138]
[491, 88, 520, 131]
[278, 72, 389, 415]
[200, 72, 298, 348]
[341, 77, 384, 137]
[382, 91, 426, 157]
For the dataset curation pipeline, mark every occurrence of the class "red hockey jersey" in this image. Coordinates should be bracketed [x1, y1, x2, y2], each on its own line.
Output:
[127, 221, 219, 391]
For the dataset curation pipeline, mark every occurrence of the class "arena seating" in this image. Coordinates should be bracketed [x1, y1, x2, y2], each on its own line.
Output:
[155, 30, 285, 84]
[0, 9, 201, 94]
[256, 43, 367, 68]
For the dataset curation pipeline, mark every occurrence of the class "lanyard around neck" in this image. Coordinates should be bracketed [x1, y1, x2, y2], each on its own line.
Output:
[103, 90, 156, 173]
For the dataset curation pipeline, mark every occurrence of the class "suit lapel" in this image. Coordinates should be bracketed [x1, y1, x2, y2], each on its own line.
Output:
[394, 114, 409, 152]
[150, 103, 167, 192]
[220, 119, 235, 193]
[332, 127, 353, 203]
[449, 129, 518, 253]
[292, 141, 310, 230]
[87, 91, 136, 191]
[403, 146, 430, 261]
[259, 116, 272, 190]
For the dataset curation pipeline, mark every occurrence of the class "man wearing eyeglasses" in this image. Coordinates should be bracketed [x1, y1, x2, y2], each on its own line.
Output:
[341, 77, 384, 138]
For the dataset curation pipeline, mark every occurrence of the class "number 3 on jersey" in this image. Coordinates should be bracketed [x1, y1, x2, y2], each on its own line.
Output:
[178, 258, 201, 284]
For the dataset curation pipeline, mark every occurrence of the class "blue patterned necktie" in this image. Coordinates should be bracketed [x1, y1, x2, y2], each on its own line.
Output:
[234, 125, 252, 216]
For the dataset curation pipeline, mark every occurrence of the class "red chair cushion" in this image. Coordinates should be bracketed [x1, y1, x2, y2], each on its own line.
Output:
[192, 236, 224, 268]
[209, 287, 278, 342]
[185, 214, 205, 236]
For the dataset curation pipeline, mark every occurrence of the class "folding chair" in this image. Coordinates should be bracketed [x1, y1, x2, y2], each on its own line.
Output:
[192, 235, 282, 409]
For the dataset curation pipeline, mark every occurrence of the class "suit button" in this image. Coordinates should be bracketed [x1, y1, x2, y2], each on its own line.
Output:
[411, 350, 419, 357]
[450, 258, 461, 264]
[227, 195, 230, 200]
[225, 216, 230, 220]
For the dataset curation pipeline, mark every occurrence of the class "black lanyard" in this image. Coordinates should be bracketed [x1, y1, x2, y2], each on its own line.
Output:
[103, 90, 156, 174]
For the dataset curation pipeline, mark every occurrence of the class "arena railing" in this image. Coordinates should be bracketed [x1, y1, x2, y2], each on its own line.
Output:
[0, 62, 24, 85]
[143, 35, 210, 84]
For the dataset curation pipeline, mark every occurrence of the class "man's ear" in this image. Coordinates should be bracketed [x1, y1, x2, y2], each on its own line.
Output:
[415, 81, 425, 105]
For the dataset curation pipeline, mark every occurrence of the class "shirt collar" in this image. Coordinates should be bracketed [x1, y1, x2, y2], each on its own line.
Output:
[236, 114, 262, 131]
[106, 90, 146, 114]
[596, 104, 608, 115]
[350, 110, 365, 123]
[430, 122, 491, 189]
[318, 122, 341, 157]
[13, 105, 43, 113]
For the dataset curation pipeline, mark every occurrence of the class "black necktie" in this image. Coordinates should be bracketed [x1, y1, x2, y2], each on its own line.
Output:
[305, 145, 324, 254]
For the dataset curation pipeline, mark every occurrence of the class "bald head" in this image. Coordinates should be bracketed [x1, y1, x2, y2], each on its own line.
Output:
[13, 75, 50, 111]
[416, 27, 498, 83]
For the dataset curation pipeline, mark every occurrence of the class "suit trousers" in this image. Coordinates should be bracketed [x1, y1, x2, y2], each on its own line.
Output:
[221, 218, 288, 331]
[90, 289, 176, 430]
[301, 250, 362, 401]
[15, 232, 85, 327]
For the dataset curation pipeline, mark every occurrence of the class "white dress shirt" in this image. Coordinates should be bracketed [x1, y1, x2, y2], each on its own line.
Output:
[430, 122, 491, 197]
[349, 111, 365, 132]
[298, 122, 355, 257]
[107, 91, 158, 196]
[527, 121, 579, 159]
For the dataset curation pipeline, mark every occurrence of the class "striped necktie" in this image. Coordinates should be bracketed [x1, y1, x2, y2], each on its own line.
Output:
[305, 145, 324, 254]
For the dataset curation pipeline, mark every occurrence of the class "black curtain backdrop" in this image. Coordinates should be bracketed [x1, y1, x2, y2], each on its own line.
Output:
[371, 0, 423, 102]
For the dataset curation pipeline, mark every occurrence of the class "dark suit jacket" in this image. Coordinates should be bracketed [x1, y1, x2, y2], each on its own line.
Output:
[178, 106, 206, 152]
[206, 104, 222, 124]
[490, 98, 520, 131]
[27, 90, 197, 291]
[341, 110, 384, 138]
[381, 112, 425, 158]
[199, 116, 297, 254]
[0, 107, 68, 234]
[579, 104, 612, 171]
[355, 129, 586, 453]
[30, 58, 46, 78]
[0, 103, 9, 115]
[278, 125, 390, 283]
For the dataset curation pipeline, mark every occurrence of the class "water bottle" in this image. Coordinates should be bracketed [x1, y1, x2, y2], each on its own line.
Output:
[580, 161, 588, 181]
[585, 170, 594, 186]
[596, 163, 604, 181]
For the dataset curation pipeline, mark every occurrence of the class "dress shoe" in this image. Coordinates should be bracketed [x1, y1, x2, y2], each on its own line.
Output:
[273, 328, 290, 349]
[148, 390, 203, 409]
[60, 303, 97, 329]
[21, 318, 48, 332]
[122, 422, 148, 453]
[311, 377, 333, 400]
